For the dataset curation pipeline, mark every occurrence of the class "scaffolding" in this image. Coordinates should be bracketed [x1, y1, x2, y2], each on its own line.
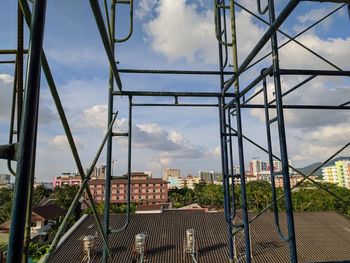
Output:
[0, 0, 350, 263]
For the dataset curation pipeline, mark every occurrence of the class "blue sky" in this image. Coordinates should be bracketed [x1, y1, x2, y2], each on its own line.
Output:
[0, 0, 349, 182]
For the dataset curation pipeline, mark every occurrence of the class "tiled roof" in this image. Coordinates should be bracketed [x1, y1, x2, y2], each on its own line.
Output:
[49, 211, 350, 263]
[137, 203, 170, 211]
[32, 204, 66, 220]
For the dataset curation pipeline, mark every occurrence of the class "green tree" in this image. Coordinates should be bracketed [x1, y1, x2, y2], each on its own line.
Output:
[0, 188, 13, 224]
[52, 185, 81, 220]
[33, 185, 53, 205]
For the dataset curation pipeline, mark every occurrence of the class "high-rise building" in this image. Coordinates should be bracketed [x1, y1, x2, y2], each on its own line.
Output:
[199, 171, 222, 183]
[162, 168, 180, 181]
[249, 159, 268, 176]
[90, 164, 106, 179]
[322, 160, 350, 189]
[199, 171, 212, 182]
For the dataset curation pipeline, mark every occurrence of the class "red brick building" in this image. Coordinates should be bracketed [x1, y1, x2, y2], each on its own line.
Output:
[87, 173, 168, 204]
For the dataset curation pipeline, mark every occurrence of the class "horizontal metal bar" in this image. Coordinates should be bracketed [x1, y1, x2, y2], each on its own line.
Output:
[115, 0, 131, 4]
[221, 133, 238, 136]
[279, 69, 350, 76]
[0, 60, 16, 64]
[112, 132, 128, 137]
[0, 143, 17, 161]
[118, 68, 234, 75]
[223, 0, 299, 94]
[132, 103, 219, 107]
[241, 104, 350, 110]
[114, 91, 235, 97]
[0, 49, 28, 54]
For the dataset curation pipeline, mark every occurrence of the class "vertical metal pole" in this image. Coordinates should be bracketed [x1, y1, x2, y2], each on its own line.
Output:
[263, 76, 288, 241]
[22, 127, 38, 263]
[103, 1, 115, 262]
[227, 110, 236, 217]
[17, 2, 24, 141]
[229, 0, 251, 261]
[267, 0, 298, 262]
[6, 0, 47, 262]
[126, 96, 132, 222]
[235, 100, 251, 263]
[216, 1, 234, 261]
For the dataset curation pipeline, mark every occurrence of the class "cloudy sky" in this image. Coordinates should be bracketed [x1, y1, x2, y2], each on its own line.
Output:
[0, 0, 349, 182]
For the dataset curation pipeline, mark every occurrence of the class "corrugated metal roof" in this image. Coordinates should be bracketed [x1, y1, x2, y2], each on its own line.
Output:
[49, 211, 350, 262]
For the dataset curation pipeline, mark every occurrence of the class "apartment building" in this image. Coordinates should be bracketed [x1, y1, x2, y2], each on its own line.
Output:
[87, 173, 168, 204]
[322, 160, 350, 189]
[53, 173, 82, 188]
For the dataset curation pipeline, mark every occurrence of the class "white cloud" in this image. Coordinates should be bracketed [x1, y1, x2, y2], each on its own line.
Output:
[135, 0, 158, 20]
[0, 74, 14, 122]
[46, 47, 106, 68]
[145, 155, 172, 171]
[49, 135, 84, 151]
[144, 0, 216, 64]
[279, 34, 350, 70]
[212, 146, 221, 157]
[0, 74, 57, 125]
[296, 7, 336, 31]
[80, 104, 206, 159]
[82, 104, 108, 130]
[143, 0, 265, 65]
[250, 78, 350, 129]
[291, 123, 350, 162]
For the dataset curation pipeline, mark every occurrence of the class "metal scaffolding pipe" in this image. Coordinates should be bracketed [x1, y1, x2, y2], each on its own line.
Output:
[279, 69, 350, 76]
[132, 103, 218, 107]
[113, 91, 235, 97]
[0, 49, 28, 54]
[6, 0, 47, 262]
[241, 104, 350, 110]
[268, 0, 298, 261]
[88, 0, 122, 90]
[117, 68, 234, 75]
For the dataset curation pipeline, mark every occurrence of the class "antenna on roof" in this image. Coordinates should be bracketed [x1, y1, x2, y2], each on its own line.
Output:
[183, 229, 198, 263]
[133, 232, 147, 263]
[82, 232, 97, 262]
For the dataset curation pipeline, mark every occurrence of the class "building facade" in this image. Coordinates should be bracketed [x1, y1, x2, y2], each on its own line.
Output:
[87, 173, 168, 204]
[162, 168, 181, 181]
[199, 171, 222, 183]
[322, 160, 350, 189]
[53, 173, 82, 188]
[274, 175, 317, 188]
[185, 175, 201, 189]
